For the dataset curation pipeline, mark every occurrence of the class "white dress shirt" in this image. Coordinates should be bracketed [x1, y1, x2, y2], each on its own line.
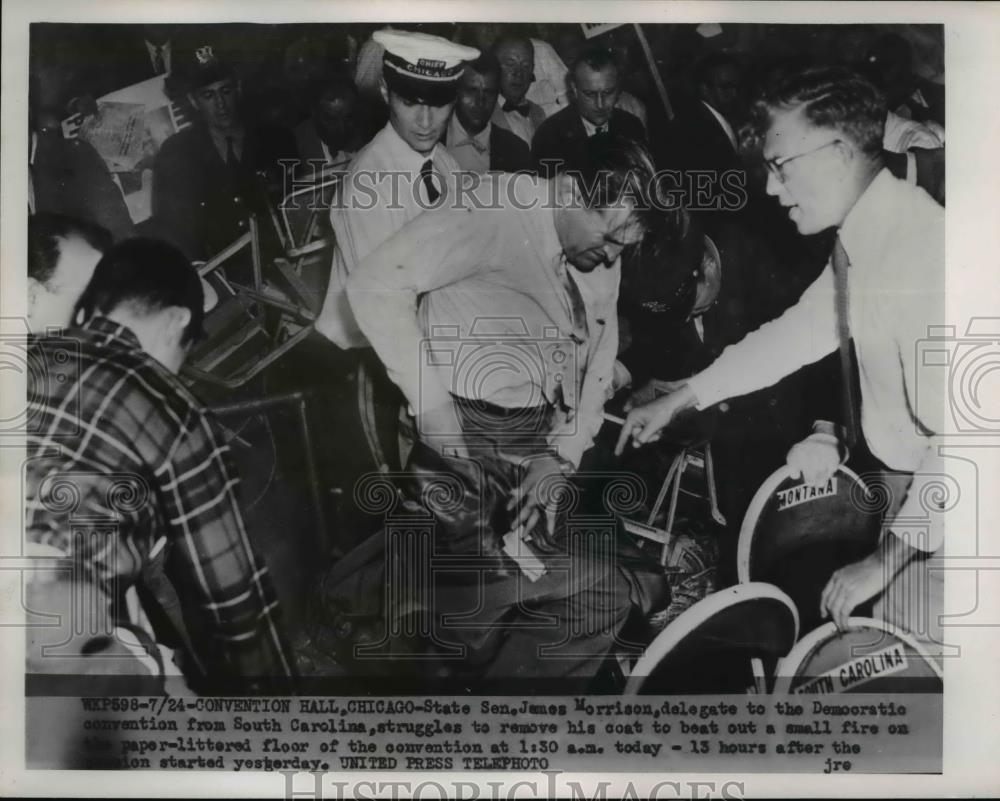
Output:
[446, 115, 491, 174]
[492, 98, 543, 147]
[687, 169, 946, 550]
[145, 39, 172, 74]
[347, 173, 621, 467]
[314, 122, 461, 348]
[581, 116, 609, 137]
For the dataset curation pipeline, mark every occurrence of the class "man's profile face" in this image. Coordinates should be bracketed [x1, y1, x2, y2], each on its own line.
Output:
[557, 201, 643, 273]
[386, 90, 454, 156]
[191, 78, 240, 134]
[314, 92, 356, 152]
[456, 69, 499, 134]
[763, 106, 847, 235]
[573, 64, 621, 128]
[28, 235, 103, 332]
[495, 41, 534, 105]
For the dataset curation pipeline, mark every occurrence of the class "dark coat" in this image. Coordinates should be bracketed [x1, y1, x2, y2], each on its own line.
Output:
[31, 133, 135, 242]
[152, 122, 297, 261]
[532, 106, 646, 178]
[489, 124, 534, 173]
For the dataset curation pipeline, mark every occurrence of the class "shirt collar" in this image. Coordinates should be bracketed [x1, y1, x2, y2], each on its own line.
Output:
[581, 115, 606, 137]
[448, 115, 490, 150]
[838, 167, 895, 263]
[380, 120, 439, 172]
[81, 315, 144, 351]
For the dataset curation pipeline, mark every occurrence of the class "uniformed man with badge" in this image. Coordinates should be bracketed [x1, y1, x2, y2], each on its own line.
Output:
[313, 29, 479, 470]
[152, 44, 297, 263]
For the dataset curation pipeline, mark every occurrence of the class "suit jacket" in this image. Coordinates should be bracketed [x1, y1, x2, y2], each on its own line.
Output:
[489, 125, 533, 173]
[532, 106, 646, 178]
[661, 94, 740, 176]
[152, 122, 297, 261]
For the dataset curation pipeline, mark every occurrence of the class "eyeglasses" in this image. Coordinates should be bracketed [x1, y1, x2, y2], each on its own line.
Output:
[764, 139, 841, 183]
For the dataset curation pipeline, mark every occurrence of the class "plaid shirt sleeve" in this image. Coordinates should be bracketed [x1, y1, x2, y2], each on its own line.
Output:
[155, 403, 296, 692]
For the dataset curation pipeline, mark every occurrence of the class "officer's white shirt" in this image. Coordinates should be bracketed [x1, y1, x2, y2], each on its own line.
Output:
[314, 121, 461, 348]
[687, 169, 946, 551]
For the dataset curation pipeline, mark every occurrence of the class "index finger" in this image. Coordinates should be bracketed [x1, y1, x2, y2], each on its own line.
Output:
[614, 417, 637, 456]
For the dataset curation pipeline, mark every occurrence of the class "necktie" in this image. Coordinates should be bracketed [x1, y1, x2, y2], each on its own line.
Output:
[557, 262, 589, 410]
[832, 235, 861, 449]
[419, 159, 440, 204]
[152, 45, 165, 75]
[225, 136, 238, 169]
[503, 100, 531, 117]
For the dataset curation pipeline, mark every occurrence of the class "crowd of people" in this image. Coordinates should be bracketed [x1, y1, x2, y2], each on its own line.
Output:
[24, 22, 946, 694]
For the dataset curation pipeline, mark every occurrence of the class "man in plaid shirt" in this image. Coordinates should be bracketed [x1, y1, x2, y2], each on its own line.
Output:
[25, 238, 295, 693]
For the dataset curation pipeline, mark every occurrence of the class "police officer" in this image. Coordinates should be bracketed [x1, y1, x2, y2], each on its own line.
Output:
[313, 29, 479, 470]
[153, 44, 297, 262]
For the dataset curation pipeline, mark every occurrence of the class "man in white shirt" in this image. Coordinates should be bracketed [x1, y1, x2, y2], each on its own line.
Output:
[491, 36, 547, 147]
[347, 135, 667, 679]
[445, 54, 532, 174]
[312, 29, 478, 471]
[617, 67, 946, 653]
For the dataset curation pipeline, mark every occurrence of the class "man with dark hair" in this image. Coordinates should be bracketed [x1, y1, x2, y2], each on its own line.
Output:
[863, 32, 945, 128]
[659, 51, 745, 208]
[26, 238, 296, 693]
[491, 36, 546, 146]
[312, 29, 478, 473]
[618, 67, 946, 654]
[152, 44, 297, 261]
[28, 213, 111, 332]
[532, 46, 645, 179]
[342, 134, 669, 680]
[294, 74, 361, 171]
[445, 54, 532, 174]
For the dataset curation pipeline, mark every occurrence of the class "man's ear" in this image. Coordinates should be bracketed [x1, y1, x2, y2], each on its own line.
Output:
[165, 305, 192, 344]
[831, 139, 856, 175]
[27, 277, 42, 308]
[379, 78, 389, 106]
[554, 172, 581, 207]
[186, 92, 196, 109]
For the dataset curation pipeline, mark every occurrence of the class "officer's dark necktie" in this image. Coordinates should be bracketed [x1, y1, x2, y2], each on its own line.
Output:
[419, 159, 440, 204]
[503, 100, 531, 117]
[152, 45, 165, 75]
[832, 235, 861, 449]
[225, 136, 238, 169]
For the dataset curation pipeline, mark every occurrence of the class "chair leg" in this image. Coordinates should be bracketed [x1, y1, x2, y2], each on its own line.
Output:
[660, 449, 686, 566]
[646, 449, 685, 527]
[704, 443, 727, 526]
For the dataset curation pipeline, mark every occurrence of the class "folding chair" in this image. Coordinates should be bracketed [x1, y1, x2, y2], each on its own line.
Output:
[265, 162, 346, 317]
[182, 215, 318, 391]
[773, 617, 943, 694]
[736, 464, 883, 636]
[624, 582, 799, 694]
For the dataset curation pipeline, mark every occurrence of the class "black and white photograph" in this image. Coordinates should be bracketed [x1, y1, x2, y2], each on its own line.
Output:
[2, 0, 998, 797]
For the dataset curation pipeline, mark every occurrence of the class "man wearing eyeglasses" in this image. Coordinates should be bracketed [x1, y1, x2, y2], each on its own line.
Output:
[616, 67, 945, 655]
